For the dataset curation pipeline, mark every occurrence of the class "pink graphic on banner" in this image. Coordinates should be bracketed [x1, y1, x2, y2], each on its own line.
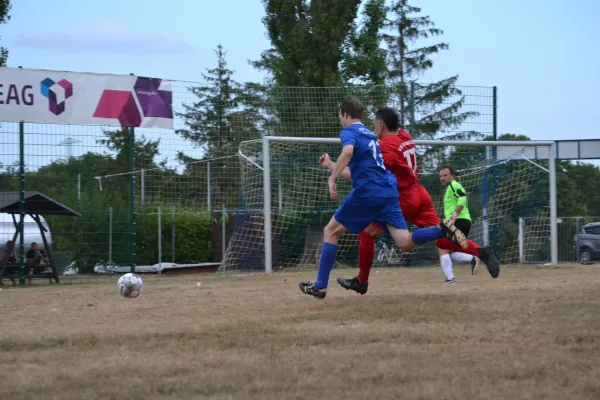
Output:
[93, 90, 142, 127]
[93, 76, 173, 127]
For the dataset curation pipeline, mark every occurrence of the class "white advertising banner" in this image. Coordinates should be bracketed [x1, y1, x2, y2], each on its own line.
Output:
[0, 67, 173, 129]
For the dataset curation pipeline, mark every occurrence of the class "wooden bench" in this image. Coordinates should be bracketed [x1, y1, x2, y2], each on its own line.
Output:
[0, 263, 59, 285]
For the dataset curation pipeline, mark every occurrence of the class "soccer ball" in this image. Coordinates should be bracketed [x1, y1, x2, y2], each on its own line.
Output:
[117, 273, 143, 298]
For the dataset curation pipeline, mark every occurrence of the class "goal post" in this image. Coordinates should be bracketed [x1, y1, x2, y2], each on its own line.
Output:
[220, 136, 557, 274]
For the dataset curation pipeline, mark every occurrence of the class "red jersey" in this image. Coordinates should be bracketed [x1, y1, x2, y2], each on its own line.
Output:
[379, 130, 419, 190]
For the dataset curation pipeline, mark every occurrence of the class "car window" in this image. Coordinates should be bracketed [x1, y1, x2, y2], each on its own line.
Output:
[584, 226, 600, 235]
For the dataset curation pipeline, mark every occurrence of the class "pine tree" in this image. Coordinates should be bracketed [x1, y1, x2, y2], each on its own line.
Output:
[177, 45, 262, 157]
[177, 45, 262, 207]
[0, 1, 10, 67]
[385, 0, 478, 140]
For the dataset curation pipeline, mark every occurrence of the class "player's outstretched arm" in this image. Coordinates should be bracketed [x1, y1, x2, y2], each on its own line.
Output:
[320, 153, 351, 181]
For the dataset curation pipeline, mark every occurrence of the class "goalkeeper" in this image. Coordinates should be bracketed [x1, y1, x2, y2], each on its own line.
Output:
[438, 166, 498, 282]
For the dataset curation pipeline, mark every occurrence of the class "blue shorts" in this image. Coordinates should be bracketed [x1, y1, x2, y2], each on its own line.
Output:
[333, 194, 408, 234]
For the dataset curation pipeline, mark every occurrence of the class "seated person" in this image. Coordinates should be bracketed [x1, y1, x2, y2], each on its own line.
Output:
[1, 240, 17, 277]
[0, 240, 17, 263]
[26, 242, 52, 274]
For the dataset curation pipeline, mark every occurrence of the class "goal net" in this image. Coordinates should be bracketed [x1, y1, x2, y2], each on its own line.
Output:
[219, 137, 557, 274]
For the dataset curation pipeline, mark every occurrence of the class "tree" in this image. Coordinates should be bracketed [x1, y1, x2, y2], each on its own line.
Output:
[342, 0, 388, 86]
[562, 162, 600, 216]
[176, 45, 263, 209]
[177, 44, 261, 156]
[0, 1, 11, 67]
[253, 0, 389, 88]
[97, 128, 164, 172]
[384, 0, 477, 140]
[252, 0, 391, 143]
[254, 0, 357, 87]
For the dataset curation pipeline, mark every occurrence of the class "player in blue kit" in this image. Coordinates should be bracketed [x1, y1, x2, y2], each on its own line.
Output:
[299, 96, 467, 299]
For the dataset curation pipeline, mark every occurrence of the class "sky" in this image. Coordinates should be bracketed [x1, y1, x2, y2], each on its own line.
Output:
[2, 0, 600, 165]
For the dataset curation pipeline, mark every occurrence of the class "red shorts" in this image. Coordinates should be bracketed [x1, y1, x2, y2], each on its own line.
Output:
[399, 184, 440, 228]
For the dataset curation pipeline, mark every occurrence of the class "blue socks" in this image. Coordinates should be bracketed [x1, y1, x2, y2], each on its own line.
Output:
[315, 242, 338, 290]
[411, 226, 443, 245]
[313, 229, 441, 290]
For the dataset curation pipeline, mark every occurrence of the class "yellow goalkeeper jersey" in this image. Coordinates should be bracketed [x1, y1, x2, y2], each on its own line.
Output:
[443, 180, 471, 221]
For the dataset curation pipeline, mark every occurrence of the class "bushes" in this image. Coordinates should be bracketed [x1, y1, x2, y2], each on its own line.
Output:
[136, 212, 215, 265]
[48, 199, 215, 271]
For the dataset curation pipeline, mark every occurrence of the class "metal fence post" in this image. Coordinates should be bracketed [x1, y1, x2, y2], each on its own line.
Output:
[19, 121, 25, 287]
[128, 126, 136, 273]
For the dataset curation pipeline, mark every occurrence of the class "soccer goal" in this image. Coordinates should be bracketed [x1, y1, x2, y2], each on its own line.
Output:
[219, 136, 557, 274]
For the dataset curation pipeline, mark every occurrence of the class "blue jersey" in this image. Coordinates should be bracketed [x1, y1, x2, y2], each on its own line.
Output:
[340, 123, 398, 198]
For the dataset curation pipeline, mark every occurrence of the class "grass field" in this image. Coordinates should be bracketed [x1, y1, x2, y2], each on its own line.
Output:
[1, 264, 599, 400]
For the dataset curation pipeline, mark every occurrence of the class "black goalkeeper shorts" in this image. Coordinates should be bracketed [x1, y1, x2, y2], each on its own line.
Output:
[454, 218, 471, 237]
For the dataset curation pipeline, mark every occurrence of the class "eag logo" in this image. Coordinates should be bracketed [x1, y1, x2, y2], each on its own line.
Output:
[40, 77, 73, 115]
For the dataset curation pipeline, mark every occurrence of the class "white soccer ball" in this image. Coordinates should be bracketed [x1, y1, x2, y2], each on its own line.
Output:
[117, 273, 143, 298]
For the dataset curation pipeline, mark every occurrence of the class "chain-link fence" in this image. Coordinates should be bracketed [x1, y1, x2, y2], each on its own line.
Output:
[0, 72, 496, 285]
[520, 216, 600, 263]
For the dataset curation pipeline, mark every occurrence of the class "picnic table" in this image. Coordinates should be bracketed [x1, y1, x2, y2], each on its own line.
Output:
[0, 191, 80, 285]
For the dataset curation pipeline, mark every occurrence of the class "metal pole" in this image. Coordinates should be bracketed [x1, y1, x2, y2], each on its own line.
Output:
[129, 127, 136, 273]
[492, 86, 498, 141]
[171, 205, 175, 264]
[262, 136, 273, 273]
[222, 204, 226, 261]
[518, 217, 524, 263]
[207, 161, 211, 212]
[77, 174, 81, 200]
[141, 169, 145, 206]
[482, 146, 490, 246]
[549, 142, 558, 265]
[158, 206, 162, 275]
[278, 180, 283, 214]
[109, 206, 113, 263]
[261, 137, 554, 146]
[19, 121, 25, 287]
[575, 217, 581, 262]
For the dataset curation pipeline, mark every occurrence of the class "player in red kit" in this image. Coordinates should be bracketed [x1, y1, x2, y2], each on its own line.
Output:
[320, 107, 499, 294]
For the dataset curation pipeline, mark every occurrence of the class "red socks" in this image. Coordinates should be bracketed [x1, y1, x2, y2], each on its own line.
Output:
[436, 237, 481, 257]
[357, 231, 375, 284]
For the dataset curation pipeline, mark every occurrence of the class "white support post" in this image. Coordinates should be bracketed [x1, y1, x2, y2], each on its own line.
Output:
[482, 146, 491, 246]
[518, 217, 525, 264]
[263, 137, 556, 147]
[549, 142, 558, 265]
[158, 206, 162, 275]
[207, 161, 211, 212]
[278, 180, 283, 214]
[262, 136, 273, 274]
[141, 169, 145, 206]
[109, 207, 113, 263]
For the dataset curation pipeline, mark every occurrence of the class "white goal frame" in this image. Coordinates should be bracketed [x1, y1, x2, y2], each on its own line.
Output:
[261, 136, 557, 273]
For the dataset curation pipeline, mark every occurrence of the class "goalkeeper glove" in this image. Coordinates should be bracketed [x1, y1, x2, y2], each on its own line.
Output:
[450, 211, 459, 222]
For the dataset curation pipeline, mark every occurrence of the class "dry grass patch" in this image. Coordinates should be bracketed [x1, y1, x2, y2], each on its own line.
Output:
[1, 264, 599, 399]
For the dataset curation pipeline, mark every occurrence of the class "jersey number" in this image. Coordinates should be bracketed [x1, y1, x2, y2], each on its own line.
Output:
[403, 148, 417, 176]
[368, 140, 386, 170]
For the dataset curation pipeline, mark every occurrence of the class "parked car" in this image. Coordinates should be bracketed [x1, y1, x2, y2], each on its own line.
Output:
[574, 222, 600, 263]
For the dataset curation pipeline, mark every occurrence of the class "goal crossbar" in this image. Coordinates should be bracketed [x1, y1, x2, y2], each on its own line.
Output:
[260, 136, 557, 273]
